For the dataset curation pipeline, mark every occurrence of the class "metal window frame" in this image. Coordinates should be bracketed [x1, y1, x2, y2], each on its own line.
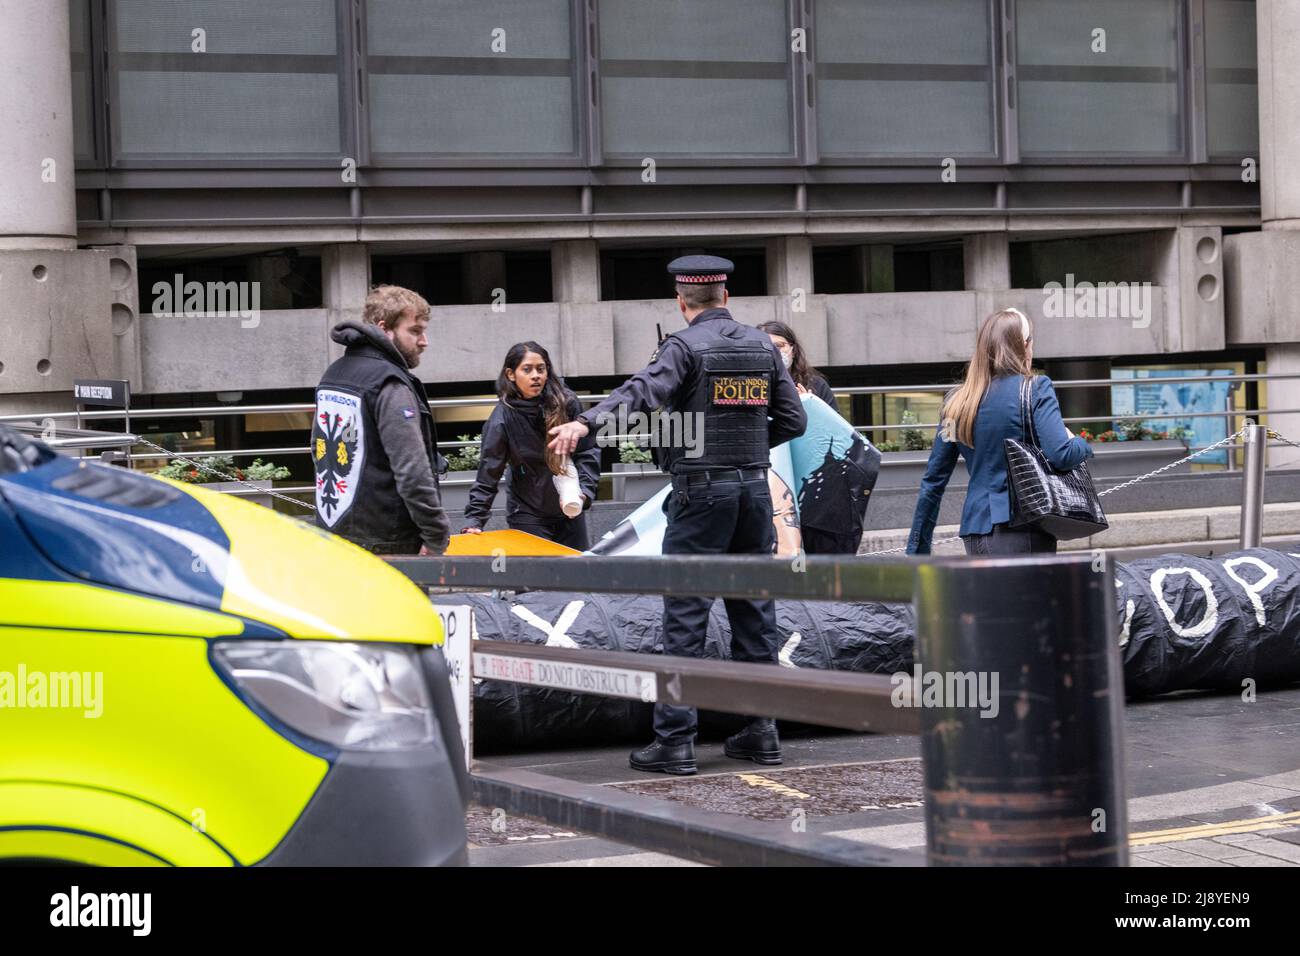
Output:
[105, 0, 354, 169]
[810, 0, 1005, 166]
[590, 0, 802, 167]
[1200, 0, 1261, 164]
[1011, 0, 1193, 165]
[68, 0, 104, 169]
[360, 0, 588, 169]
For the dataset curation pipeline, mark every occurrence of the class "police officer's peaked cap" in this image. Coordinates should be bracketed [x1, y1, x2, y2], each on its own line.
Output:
[667, 255, 734, 285]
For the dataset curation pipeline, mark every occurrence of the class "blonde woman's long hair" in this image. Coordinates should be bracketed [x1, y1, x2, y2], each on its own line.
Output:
[942, 308, 1033, 446]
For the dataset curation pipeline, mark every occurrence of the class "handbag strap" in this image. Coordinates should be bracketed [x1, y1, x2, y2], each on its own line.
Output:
[1019, 374, 1040, 450]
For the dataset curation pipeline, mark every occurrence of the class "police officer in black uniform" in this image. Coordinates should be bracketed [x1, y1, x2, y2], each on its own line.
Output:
[548, 255, 806, 774]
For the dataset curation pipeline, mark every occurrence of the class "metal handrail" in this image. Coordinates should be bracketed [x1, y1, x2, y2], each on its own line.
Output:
[4, 370, 1292, 465]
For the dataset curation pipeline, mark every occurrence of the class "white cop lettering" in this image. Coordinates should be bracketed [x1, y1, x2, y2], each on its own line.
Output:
[1149, 567, 1219, 638]
[1222, 556, 1279, 628]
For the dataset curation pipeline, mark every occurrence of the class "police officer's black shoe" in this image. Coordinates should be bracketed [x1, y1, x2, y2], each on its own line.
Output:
[724, 719, 782, 765]
[629, 740, 697, 775]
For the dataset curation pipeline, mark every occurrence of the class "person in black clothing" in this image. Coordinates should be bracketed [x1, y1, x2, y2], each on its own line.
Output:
[313, 285, 450, 556]
[758, 321, 838, 411]
[461, 342, 600, 551]
[549, 255, 807, 775]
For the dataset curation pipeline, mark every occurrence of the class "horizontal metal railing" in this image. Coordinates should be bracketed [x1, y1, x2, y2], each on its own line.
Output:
[3, 371, 1294, 481]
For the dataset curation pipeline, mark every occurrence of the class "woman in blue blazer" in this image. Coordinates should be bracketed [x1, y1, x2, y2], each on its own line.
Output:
[907, 308, 1093, 556]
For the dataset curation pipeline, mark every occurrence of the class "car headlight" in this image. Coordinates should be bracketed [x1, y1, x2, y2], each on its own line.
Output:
[213, 642, 434, 750]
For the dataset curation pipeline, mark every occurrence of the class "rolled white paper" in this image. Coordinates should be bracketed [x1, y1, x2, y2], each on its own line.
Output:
[553, 457, 583, 517]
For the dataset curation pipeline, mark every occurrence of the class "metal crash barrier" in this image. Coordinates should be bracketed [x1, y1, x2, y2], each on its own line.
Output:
[391, 552, 1129, 868]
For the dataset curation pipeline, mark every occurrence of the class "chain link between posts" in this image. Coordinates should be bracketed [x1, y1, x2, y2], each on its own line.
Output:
[857, 425, 1255, 558]
[131, 437, 317, 513]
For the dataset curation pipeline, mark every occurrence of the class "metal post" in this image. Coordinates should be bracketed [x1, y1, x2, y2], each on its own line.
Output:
[913, 554, 1128, 866]
[1240, 419, 1265, 549]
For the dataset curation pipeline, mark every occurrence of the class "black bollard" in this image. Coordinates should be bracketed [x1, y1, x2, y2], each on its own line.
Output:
[912, 553, 1127, 866]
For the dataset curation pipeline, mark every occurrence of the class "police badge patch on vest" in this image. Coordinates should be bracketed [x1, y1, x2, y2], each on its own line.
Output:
[710, 375, 770, 406]
[313, 388, 366, 526]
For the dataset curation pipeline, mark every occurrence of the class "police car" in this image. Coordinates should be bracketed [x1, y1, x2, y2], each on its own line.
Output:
[0, 425, 467, 866]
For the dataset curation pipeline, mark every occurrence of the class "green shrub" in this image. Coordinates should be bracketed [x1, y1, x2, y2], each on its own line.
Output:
[900, 409, 931, 451]
[445, 434, 482, 472]
[618, 441, 653, 464]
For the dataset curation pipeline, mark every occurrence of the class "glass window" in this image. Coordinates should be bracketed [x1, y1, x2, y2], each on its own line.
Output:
[111, 0, 342, 158]
[1205, 0, 1258, 157]
[1016, 0, 1182, 157]
[597, 0, 793, 158]
[70, 0, 95, 162]
[366, 0, 575, 158]
[815, 0, 995, 157]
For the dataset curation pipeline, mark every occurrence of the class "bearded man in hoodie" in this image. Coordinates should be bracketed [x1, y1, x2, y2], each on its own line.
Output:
[312, 284, 450, 556]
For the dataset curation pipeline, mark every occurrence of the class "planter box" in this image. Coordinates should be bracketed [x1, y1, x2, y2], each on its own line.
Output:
[612, 462, 666, 502]
[1086, 439, 1190, 480]
[203, 479, 274, 509]
[438, 470, 479, 518]
[875, 450, 963, 491]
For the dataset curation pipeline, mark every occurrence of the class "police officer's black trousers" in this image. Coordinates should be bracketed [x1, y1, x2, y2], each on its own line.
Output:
[654, 470, 779, 745]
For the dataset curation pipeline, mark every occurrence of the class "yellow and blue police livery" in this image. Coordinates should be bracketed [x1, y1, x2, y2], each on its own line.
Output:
[0, 425, 466, 866]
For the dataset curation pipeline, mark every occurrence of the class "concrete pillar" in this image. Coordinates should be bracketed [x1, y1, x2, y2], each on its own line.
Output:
[551, 240, 600, 303]
[1255, 1, 1300, 466]
[0, 0, 78, 250]
[322, 244, 370, 358]
[551, 240, 613, 378]
[461, 251, 507, 305]
[765, 236, 813, 295]
[858, 244, 894, 293]
[1259, 0, 1300, 229]
[962, 233, 1010, 292]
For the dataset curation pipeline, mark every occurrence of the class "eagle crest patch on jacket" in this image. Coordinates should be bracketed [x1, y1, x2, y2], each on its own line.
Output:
[313, 388, 365, 526]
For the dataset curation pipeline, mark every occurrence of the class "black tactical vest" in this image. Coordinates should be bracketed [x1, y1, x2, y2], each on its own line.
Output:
[659, 310, 776, 474]
[313, 329, 439, 553]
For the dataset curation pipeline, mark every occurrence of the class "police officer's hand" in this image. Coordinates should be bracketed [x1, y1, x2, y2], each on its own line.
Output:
[547, 420, 589, 456]
[461, 526, 483, 534]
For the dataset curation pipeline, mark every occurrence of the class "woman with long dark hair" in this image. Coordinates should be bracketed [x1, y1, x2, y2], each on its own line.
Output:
[462, 342, 600, 550]
[757, 321, 839, 412]
[907, 308, 1091, 556]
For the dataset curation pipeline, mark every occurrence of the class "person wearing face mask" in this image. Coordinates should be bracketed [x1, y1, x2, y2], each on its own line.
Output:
[546, 255, 806, 776]
[461, 342, 600, 550]
[758, 321, 839, 413]
[313, 284, 450, 556]
[907, 307, 1091, 556]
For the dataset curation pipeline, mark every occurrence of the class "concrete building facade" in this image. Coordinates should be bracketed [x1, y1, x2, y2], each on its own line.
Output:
[0, 0, 1296, 458]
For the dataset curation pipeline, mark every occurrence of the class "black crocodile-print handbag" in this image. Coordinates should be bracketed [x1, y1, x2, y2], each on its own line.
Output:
[1004, 375, 1108, 540]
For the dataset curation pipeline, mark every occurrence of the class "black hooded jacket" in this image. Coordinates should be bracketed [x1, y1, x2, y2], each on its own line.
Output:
[463, 393, 601, 529]
[313, 321, 449, 554]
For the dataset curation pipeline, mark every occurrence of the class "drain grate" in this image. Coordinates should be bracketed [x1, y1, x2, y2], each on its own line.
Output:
[610, 759, 924, 821]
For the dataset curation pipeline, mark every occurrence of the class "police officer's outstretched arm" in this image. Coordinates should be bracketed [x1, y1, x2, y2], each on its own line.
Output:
[374, 380, 451, 554]
[568, 396, 601, 507]
[548, 340, 689, 455]
[768, 355, 807, 447]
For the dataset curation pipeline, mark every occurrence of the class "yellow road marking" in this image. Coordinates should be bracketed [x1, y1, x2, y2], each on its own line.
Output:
[736, 773, 811, 800]
[1130, 809, 1300, 846]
